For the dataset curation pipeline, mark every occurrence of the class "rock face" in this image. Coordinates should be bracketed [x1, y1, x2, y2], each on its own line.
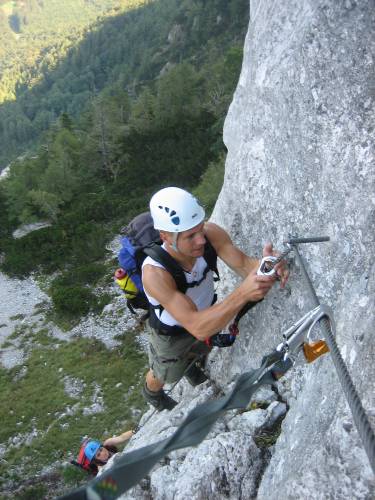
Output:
[214, 0, 375, 497]
[113, 1, 375, 498]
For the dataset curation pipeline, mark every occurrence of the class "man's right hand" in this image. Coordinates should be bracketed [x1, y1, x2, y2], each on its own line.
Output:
[241, 270, 275, 302]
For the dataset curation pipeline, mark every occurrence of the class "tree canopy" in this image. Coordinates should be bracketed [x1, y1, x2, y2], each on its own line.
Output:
[0, 0, 248, 279]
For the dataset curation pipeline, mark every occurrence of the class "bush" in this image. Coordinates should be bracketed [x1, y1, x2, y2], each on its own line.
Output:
[68, 222, 108, 264]
[52, 263, 108, 288]
[0, 221, 109, 277]
[17, 485, 48, 500]
[62, 464, 86, 485]
[50, 285, 94, 317]
[92, 292, 113, 313]
[193, 154, 225, 216]
[1, 226, 70, 276]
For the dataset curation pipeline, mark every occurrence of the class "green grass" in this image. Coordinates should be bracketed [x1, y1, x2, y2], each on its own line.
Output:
[21, 485, 48, 499]
[45, 261, 116, 327]
[253, 422, 283, 448]
[33, 328, 54, 346]
[0, 334, 148, 491]
[5, 322, 41, 348]
[248, 400, 270, 411]
[1, 340, 13, 348]
[5, 324, 29, 342]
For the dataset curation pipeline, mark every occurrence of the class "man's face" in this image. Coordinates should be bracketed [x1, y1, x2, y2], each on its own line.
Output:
[164, 222, 206, 257]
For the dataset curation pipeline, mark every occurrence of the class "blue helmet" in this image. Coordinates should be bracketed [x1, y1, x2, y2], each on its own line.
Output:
[83, 440, 101, 462]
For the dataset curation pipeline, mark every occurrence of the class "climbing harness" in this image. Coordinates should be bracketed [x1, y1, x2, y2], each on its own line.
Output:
[228, 299, 260, 337]
[59, 235, 375, 500]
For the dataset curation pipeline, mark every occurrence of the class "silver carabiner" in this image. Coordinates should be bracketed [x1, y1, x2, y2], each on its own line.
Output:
[276, 305, 333, 362]
[257, 255, 278, 276]
[305, 304, 335, 341]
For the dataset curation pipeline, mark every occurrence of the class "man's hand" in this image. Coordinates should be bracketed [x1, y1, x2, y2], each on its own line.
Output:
[241, 268, 275, 302]
[262, 242, 289, 288]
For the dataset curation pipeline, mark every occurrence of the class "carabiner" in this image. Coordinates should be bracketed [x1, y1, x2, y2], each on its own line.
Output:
[257, 255, 278, 276]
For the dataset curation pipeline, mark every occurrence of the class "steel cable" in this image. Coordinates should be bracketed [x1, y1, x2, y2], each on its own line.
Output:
[293, 244, 375, 474]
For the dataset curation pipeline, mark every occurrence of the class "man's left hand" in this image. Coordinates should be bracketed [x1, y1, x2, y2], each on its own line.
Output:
[262, 243, 289, 288]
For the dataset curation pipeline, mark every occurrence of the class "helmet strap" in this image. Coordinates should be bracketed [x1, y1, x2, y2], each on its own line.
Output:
[171, 232, 179, 252]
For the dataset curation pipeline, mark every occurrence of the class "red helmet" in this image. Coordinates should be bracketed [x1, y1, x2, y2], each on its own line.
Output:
[72, 439, 101, 475]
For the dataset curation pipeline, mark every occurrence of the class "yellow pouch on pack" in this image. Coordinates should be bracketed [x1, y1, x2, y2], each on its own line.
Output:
[115, 275, 138, 299]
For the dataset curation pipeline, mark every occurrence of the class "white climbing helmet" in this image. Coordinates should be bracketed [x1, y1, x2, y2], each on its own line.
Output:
[150, 187, 205, 233]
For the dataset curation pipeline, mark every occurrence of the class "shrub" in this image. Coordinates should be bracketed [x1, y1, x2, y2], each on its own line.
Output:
[50, 285, 94, 317]
[52, 263, 108, 288]
[193, 154, 225, 215]
[1, 226, 70, 276]
[92, 292, 113, 313]
[0, 222, 109, 277]
[17, 484, 48, 500]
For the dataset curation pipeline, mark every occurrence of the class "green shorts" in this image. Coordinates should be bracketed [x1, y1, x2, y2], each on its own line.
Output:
[146, 322, 210, 384]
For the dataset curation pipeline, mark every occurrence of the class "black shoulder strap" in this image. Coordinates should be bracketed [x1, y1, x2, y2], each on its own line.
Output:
[143, 244, 188, 294]
[203, 238, 219, 279]
[143, 237, 219, 294]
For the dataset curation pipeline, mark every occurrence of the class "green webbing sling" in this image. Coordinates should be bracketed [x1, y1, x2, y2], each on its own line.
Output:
[58, 350, 291, 500]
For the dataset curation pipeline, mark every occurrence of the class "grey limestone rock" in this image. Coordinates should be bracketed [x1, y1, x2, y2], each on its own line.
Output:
[213, 0, 375, 498]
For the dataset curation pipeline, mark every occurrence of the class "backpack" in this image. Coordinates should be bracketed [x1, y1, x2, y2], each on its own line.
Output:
[117, 211, 219, 316]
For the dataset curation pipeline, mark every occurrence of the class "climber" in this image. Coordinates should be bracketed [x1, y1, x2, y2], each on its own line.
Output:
[73, 429, 135, 476]
[141, 187, 289, 411]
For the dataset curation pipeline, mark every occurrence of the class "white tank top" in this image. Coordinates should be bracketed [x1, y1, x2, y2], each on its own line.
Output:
[141, 245, 215, 327]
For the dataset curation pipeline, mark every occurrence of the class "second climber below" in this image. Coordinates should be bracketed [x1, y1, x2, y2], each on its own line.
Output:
[142, 187, 289, 411]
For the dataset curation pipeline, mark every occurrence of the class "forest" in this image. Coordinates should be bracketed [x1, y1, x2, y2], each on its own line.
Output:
[0, 0, 248, 322]
[0, 0, 147, 162]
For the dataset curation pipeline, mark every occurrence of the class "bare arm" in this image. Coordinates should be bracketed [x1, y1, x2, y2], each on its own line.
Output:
[143, 222, 288, 341]
[206, 222, 289, 287]
[103, 430, 134, 448]
[204, 222, 259, 278]
[143, 264, 274, 341]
